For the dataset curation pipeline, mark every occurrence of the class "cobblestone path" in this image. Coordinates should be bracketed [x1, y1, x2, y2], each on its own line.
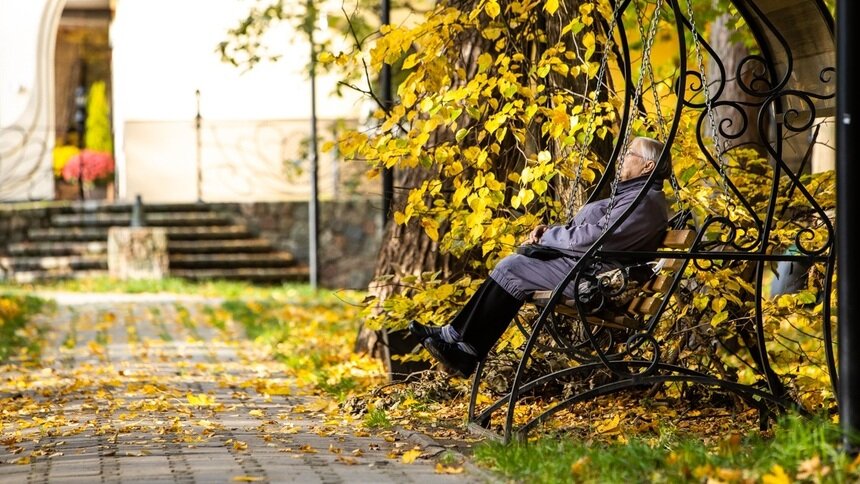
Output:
[0, 294, 485, 483]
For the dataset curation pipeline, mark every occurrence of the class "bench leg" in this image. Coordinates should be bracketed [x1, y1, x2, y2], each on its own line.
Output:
[503, 304, 552, 443]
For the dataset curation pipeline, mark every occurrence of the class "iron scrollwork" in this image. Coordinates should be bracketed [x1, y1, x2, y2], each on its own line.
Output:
[468, 0, 837, 443]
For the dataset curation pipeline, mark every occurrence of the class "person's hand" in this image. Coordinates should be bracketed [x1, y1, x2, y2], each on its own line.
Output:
[525, 225, 548, 245]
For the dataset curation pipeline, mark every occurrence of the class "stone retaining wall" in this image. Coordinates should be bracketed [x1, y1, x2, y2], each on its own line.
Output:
[0, 199, 383, 289]
[215, 200, 383, 289]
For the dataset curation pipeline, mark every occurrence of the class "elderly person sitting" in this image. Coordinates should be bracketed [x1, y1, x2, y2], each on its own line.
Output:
[409, 136, 672, 377]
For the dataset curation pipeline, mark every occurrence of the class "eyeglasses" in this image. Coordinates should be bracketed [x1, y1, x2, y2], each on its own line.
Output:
[618, 150, 651, 162]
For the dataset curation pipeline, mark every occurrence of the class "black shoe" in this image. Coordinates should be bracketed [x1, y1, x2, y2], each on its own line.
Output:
[422, 337, 478, 378]
[408, 321, 443, 340]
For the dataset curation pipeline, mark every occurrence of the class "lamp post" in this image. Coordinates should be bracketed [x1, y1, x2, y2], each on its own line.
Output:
[307, 0, 320, 291]
[837, 0, 860, 452]
[195, 89, 203, 202]
[74, 84, 87, 200]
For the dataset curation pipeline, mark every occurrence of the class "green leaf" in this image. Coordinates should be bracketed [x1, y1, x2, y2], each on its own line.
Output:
[679, 165, 698, 184]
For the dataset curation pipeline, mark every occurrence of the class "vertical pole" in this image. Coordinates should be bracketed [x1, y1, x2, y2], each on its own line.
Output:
[838, 0, 860, 452]
[380, 0, 394, 226]
[195, 89, 203, 202]
[75, 51, 88, 202]
[74, 84, 87, 200]
[308, 0, 320, 291]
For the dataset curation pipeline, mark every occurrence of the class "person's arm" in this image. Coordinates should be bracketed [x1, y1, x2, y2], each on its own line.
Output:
[538, 222, 605, 252]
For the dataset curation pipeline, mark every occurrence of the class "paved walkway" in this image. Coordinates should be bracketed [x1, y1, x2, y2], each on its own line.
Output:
[0, 295, 485, 483]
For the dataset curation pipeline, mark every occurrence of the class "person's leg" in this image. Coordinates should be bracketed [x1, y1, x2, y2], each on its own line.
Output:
[409, 278, 495, 342]
[451, 277, 522, 359]
[413, 254, 579, 376]
[411, 277, 522, 377]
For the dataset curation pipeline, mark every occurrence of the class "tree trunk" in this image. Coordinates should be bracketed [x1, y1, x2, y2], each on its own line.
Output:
[708, 13, 765, 152]
[354, 0, 595, 377]
[354, 166, 464, 363]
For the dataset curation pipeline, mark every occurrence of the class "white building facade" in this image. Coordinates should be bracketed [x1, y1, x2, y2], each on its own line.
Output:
[0, 0, 366, 203]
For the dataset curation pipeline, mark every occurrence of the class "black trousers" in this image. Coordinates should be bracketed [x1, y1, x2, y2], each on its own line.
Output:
[450, 278, 523, 359]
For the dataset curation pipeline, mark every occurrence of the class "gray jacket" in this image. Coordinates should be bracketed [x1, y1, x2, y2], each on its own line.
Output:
[489, 176, 668, 301]
[539, 176, 668, 256]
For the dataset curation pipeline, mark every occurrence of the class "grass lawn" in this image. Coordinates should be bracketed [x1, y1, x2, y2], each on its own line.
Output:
[0, 276, 319, 300]
[474, 415, 857, 483]
[0, 293, 50, 362]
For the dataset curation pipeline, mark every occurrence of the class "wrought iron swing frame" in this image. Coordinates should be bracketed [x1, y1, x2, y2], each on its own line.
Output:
[466, 0, 837, 443]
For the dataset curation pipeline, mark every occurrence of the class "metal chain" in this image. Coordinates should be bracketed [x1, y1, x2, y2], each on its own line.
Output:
[633, 0, 682, 204]
[601, 0, 663, 232]
[684, 0, 731, 202]
[566, 0, 625, 221]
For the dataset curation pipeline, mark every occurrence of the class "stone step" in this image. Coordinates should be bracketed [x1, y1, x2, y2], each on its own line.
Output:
[28, 225, 253, 242]
[2, 268, 108, 284]
[6, 241, 108, 256]
[167, 239, 273, 254]
[52, 211, 234, 227]
[39, 201, 218, 215]
[169, 252, 296, 269]
[0, 255, 107, 272]
[169, 266, 309, 283]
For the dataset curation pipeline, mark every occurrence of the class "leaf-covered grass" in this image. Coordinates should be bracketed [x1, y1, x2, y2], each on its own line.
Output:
[212, 290, 384, 400]
[474, 415, 857, 483]
[0, 293, 50, 362]
[364, 408, 394, 429]
[0, 276, 320, 300]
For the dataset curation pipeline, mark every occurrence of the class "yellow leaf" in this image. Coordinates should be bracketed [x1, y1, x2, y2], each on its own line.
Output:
[393, 211, 407, 225]
[570, 456, 590, 475]
[435, 463, 464, 474]
[484, 0, 500, 18]
[537, 150, 552, 163]
[402, 53, 419, 70]
[248, 409, 264, 418]
[401, 449, 423, 464]
[88, 340, 105, 355]
[711, 297, 727, 313]
[421, 218, 440, 242]
[544, 0, 559, 15]
[483, 27, 502, 41]
[596, 414, 621, 435]
[762, 464, 791, 484]
[264, 382, 291, 396]
[186, 393, 217, 406]
[519, 188, 535, 206]
[710, 311, 729, 326]
[477, 53, 493, 73]
[232, 477, 264, 482]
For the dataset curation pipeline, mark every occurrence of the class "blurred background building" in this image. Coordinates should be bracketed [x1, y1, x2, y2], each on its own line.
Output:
[0, 0, 367, 203]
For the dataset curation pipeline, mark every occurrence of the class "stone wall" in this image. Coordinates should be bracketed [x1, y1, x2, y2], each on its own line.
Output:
[217, 199, 383, 290]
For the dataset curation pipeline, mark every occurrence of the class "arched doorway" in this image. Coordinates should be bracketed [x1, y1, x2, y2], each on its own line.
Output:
[53, 0, 114, 201]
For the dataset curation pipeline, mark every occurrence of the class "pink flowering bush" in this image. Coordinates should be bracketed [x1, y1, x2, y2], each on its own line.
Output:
[61, 150, 115, 184]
